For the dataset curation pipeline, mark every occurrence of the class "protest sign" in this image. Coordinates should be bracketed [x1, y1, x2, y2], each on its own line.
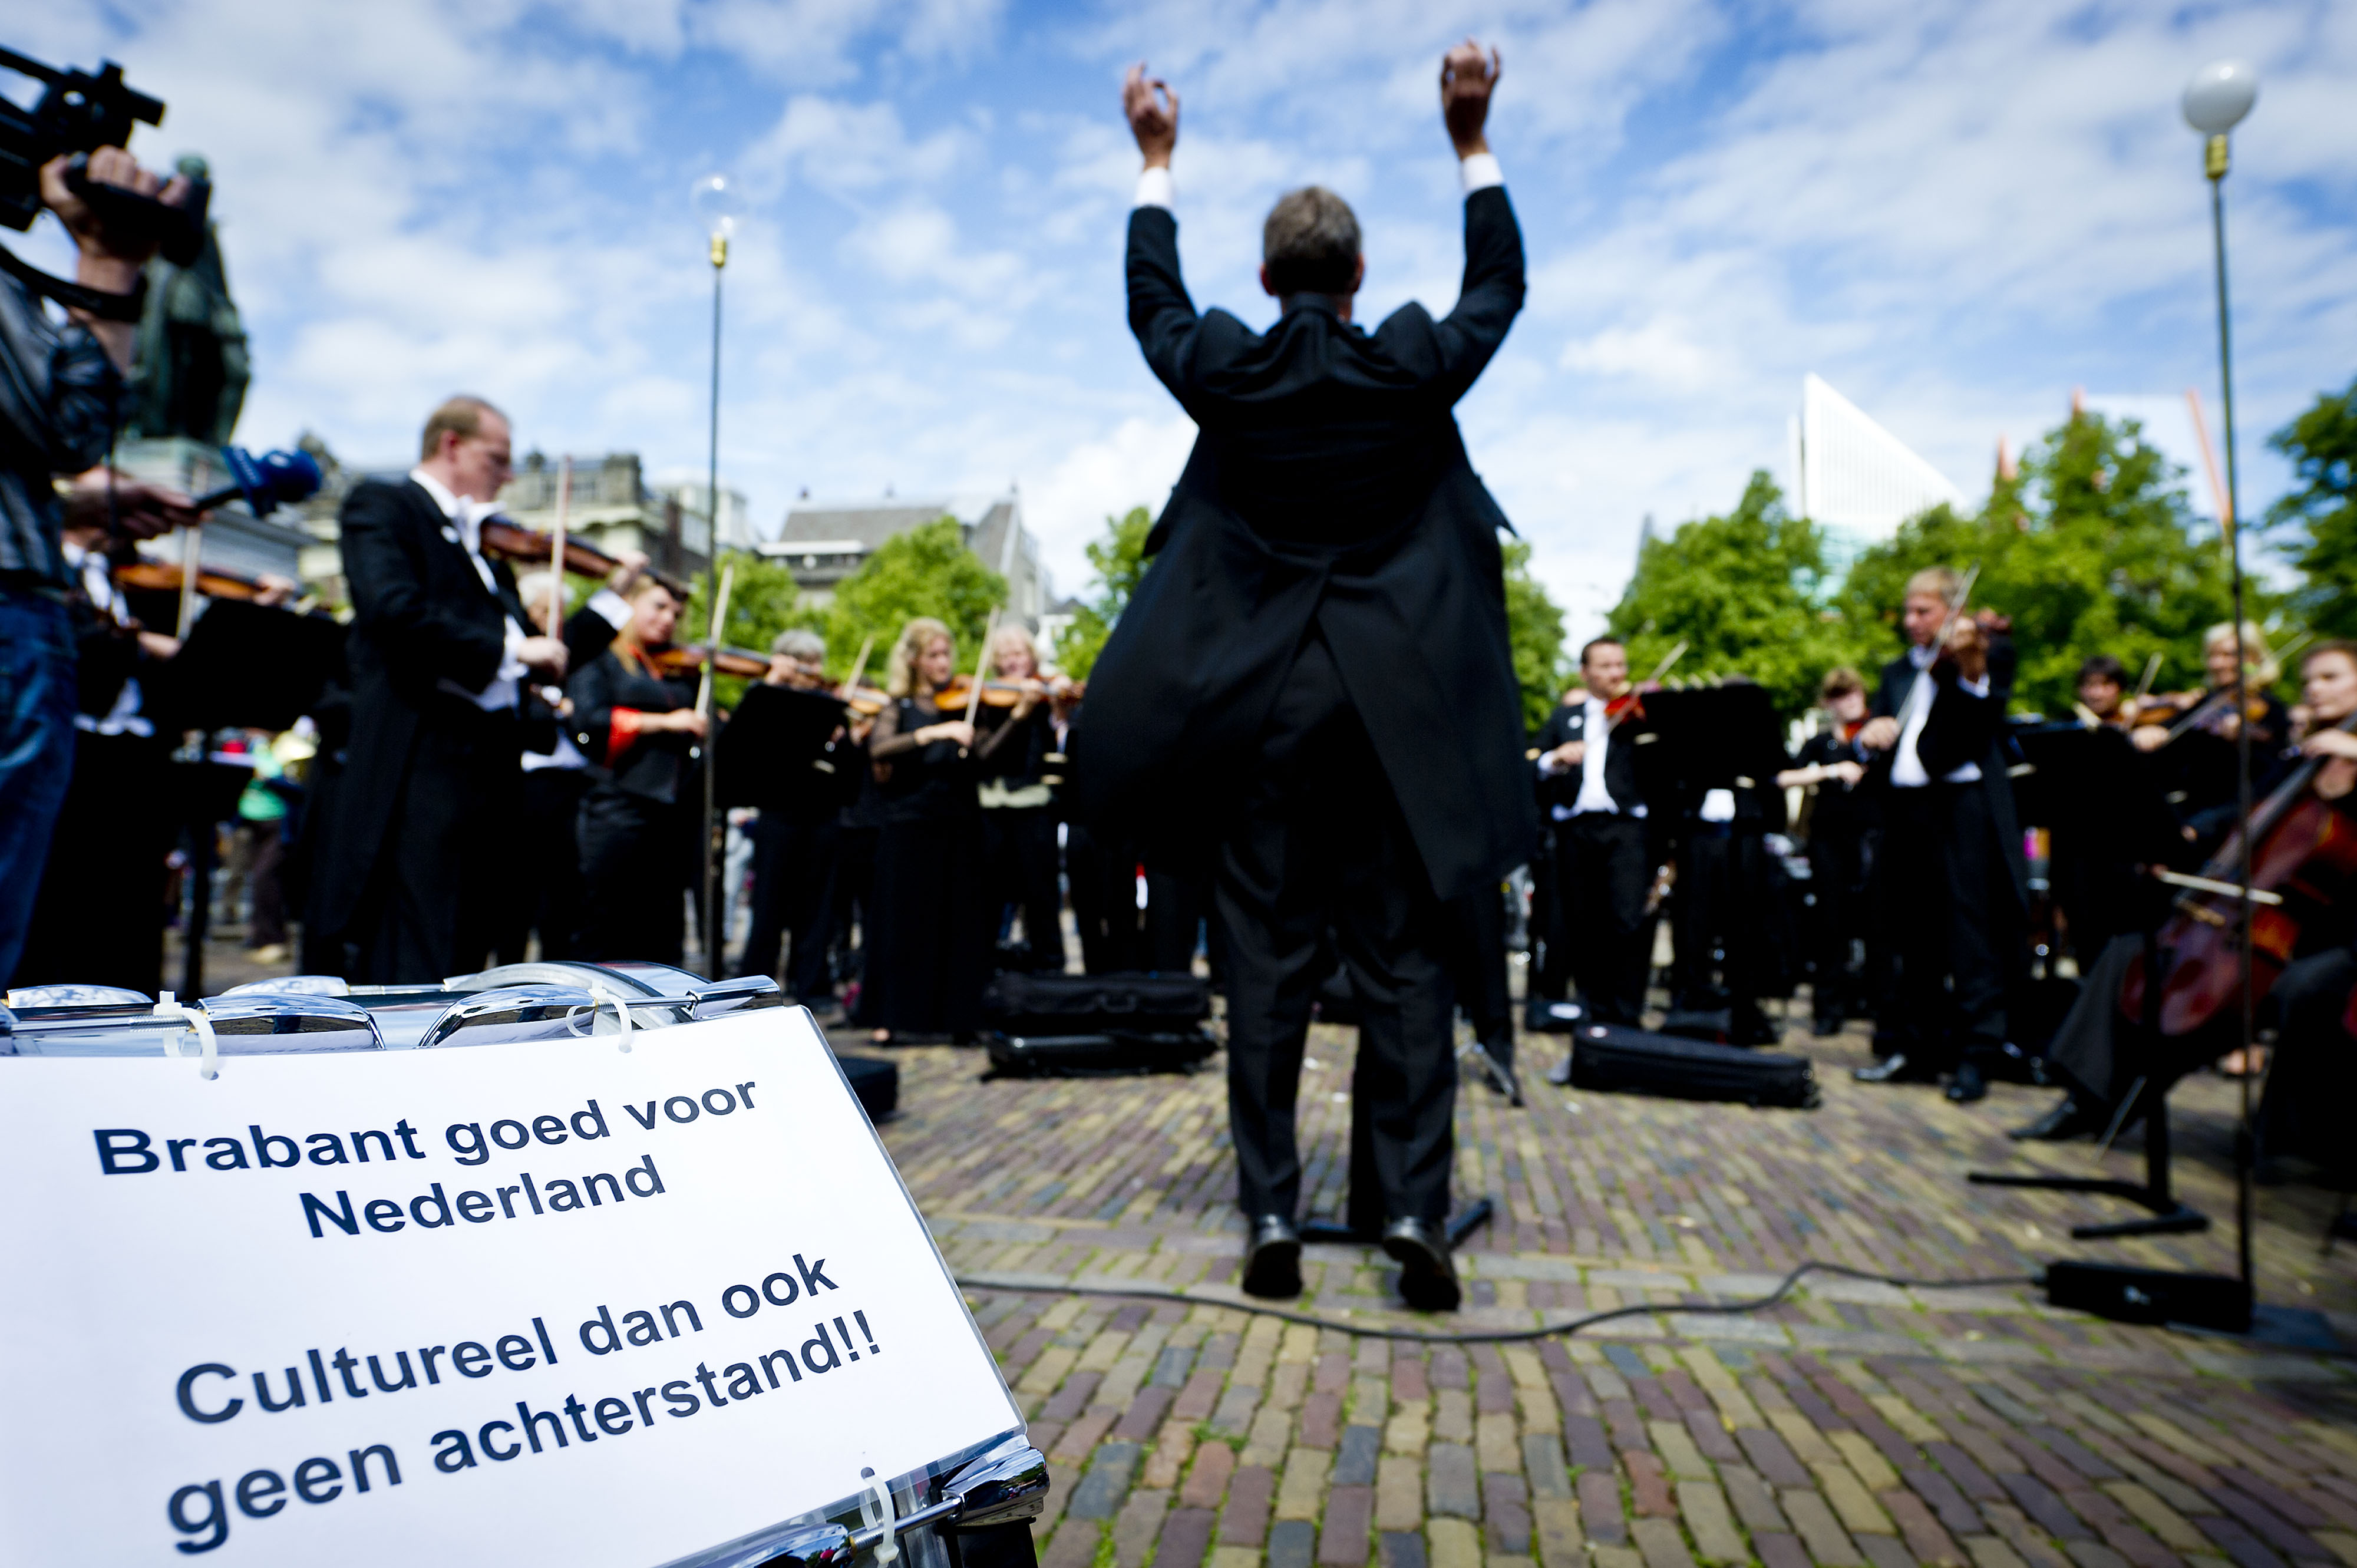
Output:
[0, 1008, 1022, 1563]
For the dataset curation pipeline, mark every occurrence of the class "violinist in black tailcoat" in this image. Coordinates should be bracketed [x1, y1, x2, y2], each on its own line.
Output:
[1852, 569, 2026, 1101]
[316, 398, 570, 982]
[1071, 43, 1529, 1310]
[568, 577, 705, 966]
[1529, 639, 1656, 1028]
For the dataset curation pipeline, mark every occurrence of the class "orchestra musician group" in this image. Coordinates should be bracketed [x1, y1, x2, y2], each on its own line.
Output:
[9, 48, 2355, 1317]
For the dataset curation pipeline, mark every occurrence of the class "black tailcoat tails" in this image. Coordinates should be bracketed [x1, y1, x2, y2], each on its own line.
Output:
[1077, 183, 1530, 1231]
[316, 478, 528, 982]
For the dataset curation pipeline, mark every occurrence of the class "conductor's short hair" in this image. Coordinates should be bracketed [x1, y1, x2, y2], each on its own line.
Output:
[2077, 655, 2127, 688]
[419, 395, 506, 460]
[1263, 187, 1361, 295]
[1579, 636, 1624, 669]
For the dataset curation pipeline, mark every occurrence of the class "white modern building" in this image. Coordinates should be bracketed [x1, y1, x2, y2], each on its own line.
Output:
[1787, 374, 1965, 564]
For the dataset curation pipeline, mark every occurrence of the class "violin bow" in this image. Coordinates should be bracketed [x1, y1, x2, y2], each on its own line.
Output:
[547, 454, 572, 631]
[837, 632, 876, 702]
[2132, 651, 2163, 709]
[695, 561, 736, 721]
[960, 608, 999, 754]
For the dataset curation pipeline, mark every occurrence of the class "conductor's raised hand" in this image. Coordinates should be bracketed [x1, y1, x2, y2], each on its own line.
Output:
[1441, 38, 1501, 157]
[1124, 63, 1179, 169]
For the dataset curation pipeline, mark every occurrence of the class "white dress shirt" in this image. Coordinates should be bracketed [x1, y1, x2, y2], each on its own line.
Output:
[62, 538, 153, 738]
[1890, 643, 1988, 787]
[410, 467, 530, 712]
[1534, 696, 1645, 819]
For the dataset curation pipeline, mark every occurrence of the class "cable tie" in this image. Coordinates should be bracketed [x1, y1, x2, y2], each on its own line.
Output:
[861, 1467, 900, 1564]
[153, 992, 220, 1081]
[588, 983, 635, 1051]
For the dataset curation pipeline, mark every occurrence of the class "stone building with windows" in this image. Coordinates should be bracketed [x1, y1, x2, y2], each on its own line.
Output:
[760, 492, 1048, 629]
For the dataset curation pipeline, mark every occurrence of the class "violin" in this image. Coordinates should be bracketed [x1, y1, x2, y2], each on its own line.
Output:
[477, 517, 631, 580]
[930, 675, 1084, 712]
[2120, 706, 2357, 1036]
[2127, 686, 2272, 744]
[1837, 717, 1867, 745]
[114, 557, 300, 606]
[650, 643, 774, 679]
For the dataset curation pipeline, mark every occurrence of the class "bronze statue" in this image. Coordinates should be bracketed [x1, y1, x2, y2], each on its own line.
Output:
[130, 154, 249, 444]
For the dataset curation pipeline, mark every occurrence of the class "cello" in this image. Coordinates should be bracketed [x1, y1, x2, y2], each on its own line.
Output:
[2119, 707, 2357, 1037]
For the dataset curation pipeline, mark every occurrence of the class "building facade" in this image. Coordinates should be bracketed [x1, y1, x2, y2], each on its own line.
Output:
[760, 493, 1048, 629]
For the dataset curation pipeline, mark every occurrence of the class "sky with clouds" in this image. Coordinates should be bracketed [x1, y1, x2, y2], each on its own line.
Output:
[12, 0, 2352, 635]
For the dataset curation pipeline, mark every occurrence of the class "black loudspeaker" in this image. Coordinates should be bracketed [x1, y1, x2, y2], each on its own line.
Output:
[2042, 1260, 2252, 1333]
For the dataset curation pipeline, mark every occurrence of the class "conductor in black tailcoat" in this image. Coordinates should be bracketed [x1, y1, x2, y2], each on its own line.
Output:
[314, 397, 570, 982]
[1073, 42, 1530, 1310]
[1852, 567, 2027, 1101]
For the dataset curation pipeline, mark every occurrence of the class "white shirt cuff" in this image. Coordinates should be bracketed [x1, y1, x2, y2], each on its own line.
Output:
[1957, 674, 1990, 698]
[588, 587, 634, 630]
[1459, 152, 1503, 194]
[1134, 166, 1174, 210]
[1537, 754, 1567, 778]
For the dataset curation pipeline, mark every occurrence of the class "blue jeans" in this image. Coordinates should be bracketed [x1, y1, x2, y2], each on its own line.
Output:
[0, 587, 77, 986]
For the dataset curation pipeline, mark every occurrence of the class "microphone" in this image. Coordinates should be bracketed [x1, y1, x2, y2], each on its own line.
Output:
[191, 447, 324, 519]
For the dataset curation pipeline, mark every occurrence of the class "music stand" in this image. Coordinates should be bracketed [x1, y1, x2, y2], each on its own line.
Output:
[714, 684, 846, 810]
[152, 599, 345, 734]
[1970, 724, 2206, 1238]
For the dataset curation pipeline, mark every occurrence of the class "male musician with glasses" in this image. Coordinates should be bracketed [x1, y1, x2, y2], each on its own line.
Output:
[313, 396, 569, 982]
[1077, 39, 1530, 1311]
[1852, 567, 2027, 1102]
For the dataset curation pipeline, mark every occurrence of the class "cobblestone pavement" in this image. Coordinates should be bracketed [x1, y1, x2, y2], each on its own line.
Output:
[837, 1010, 2357, 1568]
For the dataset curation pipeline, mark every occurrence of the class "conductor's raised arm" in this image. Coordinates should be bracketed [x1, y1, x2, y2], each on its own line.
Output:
[1123, 64, 1199, 391]
[1433, 40, 1522, 399]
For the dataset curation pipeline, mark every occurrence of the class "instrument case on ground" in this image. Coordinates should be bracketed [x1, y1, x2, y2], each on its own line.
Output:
[983, 1031, 1217, 1078]
[1567, 1022, 1818, 1109]
[978, 971, 1210, 1035]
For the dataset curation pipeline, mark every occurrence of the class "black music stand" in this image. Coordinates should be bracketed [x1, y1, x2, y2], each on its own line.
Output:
[715, 685, 846, 810]
[153, 599, 345, 733]
[1970, 725, 2206, 1239]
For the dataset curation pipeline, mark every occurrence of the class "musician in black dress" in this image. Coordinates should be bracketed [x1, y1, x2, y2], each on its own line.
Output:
[863, 617, 1026, 1041]
[738, 630, 851, 1003]
[977, 626, 1068, 970]
[569, 577, 705, 965]
[1530, 639, 1655, 1025]
[2013, 641, 2357, 1142]
[1778, 668, 1877, 1035]
[2130, 622, 2289, 825]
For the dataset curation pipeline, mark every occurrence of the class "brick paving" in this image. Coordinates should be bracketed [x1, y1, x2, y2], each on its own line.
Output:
[833, 1006, 2357, 1568]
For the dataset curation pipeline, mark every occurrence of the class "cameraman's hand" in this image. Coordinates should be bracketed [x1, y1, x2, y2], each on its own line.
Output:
[1441, 38, 1501, 157]
[41, 148, 192, 371]
[61, 467, 203, 542]
[1123, 64, 1179, 169]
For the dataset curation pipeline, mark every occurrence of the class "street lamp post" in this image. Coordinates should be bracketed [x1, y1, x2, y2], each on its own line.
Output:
[2182, 58, 2259, 1285]
[692, 173, 743, 977]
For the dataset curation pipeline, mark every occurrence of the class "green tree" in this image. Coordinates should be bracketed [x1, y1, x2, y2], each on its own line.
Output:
[2264, 377, 2357, 639]
[821, 517, 1007, 680]
[1054, 506, 1153, 679]
[1501, 537, 1568, 732]
[679, 549, 803, 709]
[1606, 470, 1862, 719]
[1838, 411, 2249, 713]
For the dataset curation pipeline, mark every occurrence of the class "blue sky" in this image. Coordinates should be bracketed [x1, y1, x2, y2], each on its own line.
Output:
[14, 0, 2353, 634]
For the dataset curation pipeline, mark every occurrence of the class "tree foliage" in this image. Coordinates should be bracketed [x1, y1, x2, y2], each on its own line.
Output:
[1606, 470, 1862, 719]
[680, 549, 803, 709]
[820, 517, 1008, 681]
[1839, 412, 2247, 714]
[1502, 537, 1568, 732]
[2264, 377, 2357, 640]
[1055, 506, 1153, 679]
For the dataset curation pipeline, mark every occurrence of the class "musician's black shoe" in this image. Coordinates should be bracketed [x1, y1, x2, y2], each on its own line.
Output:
[1241, 1215, 1302, 1300]
[1945, 1062, 1989, 1104]
[2008, 1093, 2105, 1141]
[1854, 1052, 1930, 1085]
[1473, 1038, 1524, 1105]
[1382, 1218, 1462, 1312]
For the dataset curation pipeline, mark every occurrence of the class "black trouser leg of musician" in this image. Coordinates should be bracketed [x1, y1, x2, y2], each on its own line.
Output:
[1066, 822, 1141, 975]
[1874, 789, 1949, 1075]
[741, 810, 795, 981]
[350, 706, 521, 984]
[784, 818, 843, 1003]
[1217, 634, 1457, 1242]
[1533, 823, 1575, 1002]
[578, 789, 689, 968]
[1445, 884, 1515, 1071]
[2253, 948, 2357, 1183]
[984, 805, 1067, 972]
[500, 766, 590, 964]
[1672, 832, 1731, 1015]
[866, 817, 992, 1036]
[1146, 854, 1212, 976]
[1807, 828, 1866, 1028]
[1938, 781, 2015, 1080]
[1563, 811, 1650, 1024]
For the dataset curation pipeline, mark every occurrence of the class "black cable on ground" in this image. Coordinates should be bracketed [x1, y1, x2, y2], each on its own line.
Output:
[956, 1259, 2044, 1345]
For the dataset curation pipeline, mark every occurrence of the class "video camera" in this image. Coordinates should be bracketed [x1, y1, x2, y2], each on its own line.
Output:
[0, 45, 208, 266]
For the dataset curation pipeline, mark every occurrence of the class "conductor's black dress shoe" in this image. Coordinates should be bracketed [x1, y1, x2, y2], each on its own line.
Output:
[1945, 1061, 1989, 1103]
[1242, 1215, 1302, 1299]
[1382, 1217, 1462, 1312]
